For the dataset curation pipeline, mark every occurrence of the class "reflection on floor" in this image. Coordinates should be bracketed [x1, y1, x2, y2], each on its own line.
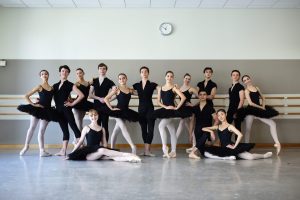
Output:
[0, 148, 299, 200]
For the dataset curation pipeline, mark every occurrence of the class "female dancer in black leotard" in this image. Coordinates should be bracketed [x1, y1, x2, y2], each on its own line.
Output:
[200, 109, 273, 160]
[72, 68, 93, 131]
[67, 109, 141, 162]
[175, 73, 198, 152]
[152, 71, 191, 158]
[18, 70, 58, 157]
[103, 73, 138, 154]
[240, 75, 281, 155]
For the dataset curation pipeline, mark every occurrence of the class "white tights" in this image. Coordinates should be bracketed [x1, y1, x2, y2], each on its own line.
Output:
[244, 115, 280, 144]
[204, 151, 272, 160]
[73, 109, 86, 132]
[110, 118, 136, 154]
[86, 148, 140, 162]
[176, 117, 196, 147]
[20, 116, 49, 155]
[159, 119, 177, 155]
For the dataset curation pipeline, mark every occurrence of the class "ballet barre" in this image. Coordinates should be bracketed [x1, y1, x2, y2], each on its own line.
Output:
[0, 94, 300, 120]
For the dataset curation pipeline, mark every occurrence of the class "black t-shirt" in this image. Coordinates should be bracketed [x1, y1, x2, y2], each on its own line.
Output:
[53, 80, 74, 111]
[197, 80, 217, 106]
[192, 103, 215, 129]
[133, 80, 157, 113]
[92, 77, 115, 107]
[228, 82, 244, 110]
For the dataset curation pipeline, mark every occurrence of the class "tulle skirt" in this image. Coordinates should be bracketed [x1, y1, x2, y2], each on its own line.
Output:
[68, 145, 103, 160]
[73, 100, 94, 112]
[237, 105, 279, 122]
[17, 104, 60, 122]
[100, 106, 139, 122]
[202, 143, 255, 158]
[149, 106, 193, 119]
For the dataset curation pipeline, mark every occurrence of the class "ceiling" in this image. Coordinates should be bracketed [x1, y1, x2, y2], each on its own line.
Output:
[0, 0, 299, 9]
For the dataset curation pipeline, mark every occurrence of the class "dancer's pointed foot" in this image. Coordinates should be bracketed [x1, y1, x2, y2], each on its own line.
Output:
[139, 152, 156, 157]
[129, 155, 142, 163]
[274, 143, 281, 156]
[188, 151, 201, 160]
[162, 146, 170, 158]
[40, 151, 52, 157]
[264, 152, 273, 159]
[54, 149, 66, 156]
[186, 146, 196, 154]
[169, 151, 176, 158]
[20, 145, 29, 156]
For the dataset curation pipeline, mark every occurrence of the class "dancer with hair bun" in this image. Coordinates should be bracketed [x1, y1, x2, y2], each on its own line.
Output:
[18, 70, 58, 157]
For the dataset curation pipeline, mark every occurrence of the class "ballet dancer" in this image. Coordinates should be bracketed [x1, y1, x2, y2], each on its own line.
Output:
[133, 66, 159, 156]
[89, 63, 115, 142]
[53, 65, 84, 156]
[72, 68, 93, 132]
[191, 109, 273, 160]
[152, 71, 191, 158]
[175, 73, 198, 152]
[103, 73, 138, 154]
[67, 109, 141, 162]
[227, 70, 245, 131]
[241, 75, 281, 155]
[18, 70, 58, 157]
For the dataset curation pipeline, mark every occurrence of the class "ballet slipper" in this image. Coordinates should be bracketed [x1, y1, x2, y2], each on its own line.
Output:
[20, 145, 29, 156]
[162, 146, 170, 158]
[169, 151, 176, 158]
[188, 151, 201, 160]
[54, 149, 66, 156]
[264, 152, 273, 159]
[129, 155, 142, 163]
[274, 143, 281, 156]
[144, 152, 155, 157]
[40, 151, 52, 157]
[186, 146, 195, 154]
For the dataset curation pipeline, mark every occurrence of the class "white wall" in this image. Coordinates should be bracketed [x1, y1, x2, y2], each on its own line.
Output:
[0, 8, 300, 59]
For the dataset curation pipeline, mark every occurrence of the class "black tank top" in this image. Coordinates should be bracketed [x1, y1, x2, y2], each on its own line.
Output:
[77, 83, 90, 101]
[182, 89, 192, 104]
[249, 90, 260, 105]
[86, 127, 103, 146]
[116, 91, 131, 110]
[161, 88, 175, 106]
[218, 127, 233, 147]
[38, 88, 54, 108]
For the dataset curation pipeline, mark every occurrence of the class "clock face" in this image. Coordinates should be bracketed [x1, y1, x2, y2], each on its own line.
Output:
[159, 23, 173, 36]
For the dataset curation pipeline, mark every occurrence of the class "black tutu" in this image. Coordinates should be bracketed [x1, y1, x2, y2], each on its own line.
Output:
[73, 100, 94, 112]
[237, 105, 279, 122]
[68, 145, 102, 160]
[100, 106, 139, 122]
[203, 143, 255, 158]
[149, 106, 193, 119]
[17, 104, 60, 122]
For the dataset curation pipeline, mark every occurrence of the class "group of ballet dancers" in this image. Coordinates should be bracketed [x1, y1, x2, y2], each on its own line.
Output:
[17, 63, 281, 162]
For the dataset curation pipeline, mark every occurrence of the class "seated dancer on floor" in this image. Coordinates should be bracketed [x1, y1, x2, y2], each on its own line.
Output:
[189, 109, 273, 160]
[151, 71, 192, 158]
[67, 109, 141, 162]
[103, 73, 138, 154]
